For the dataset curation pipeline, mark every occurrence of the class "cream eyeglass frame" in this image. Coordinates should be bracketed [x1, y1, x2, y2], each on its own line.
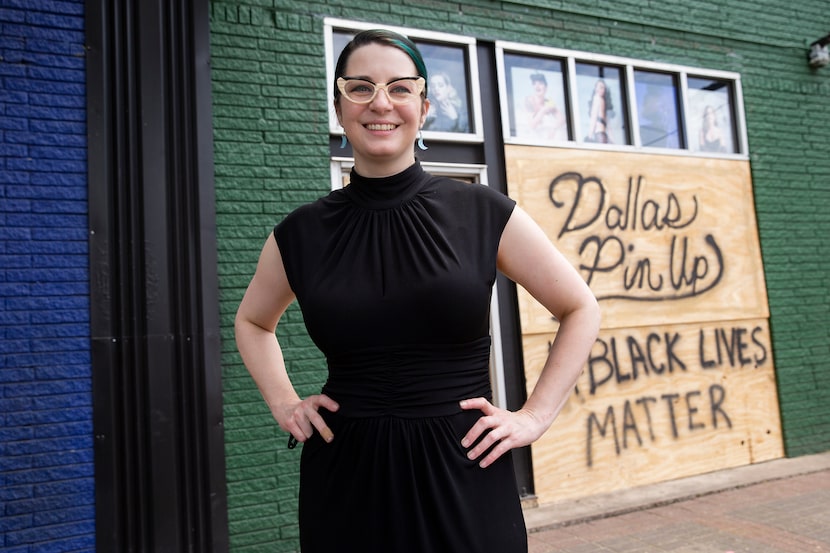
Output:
[336, 76, 426, 105]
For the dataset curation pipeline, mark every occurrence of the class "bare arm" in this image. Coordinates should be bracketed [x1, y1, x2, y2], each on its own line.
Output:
[235, 235, 338, 444]
[460, 205, 600, 467]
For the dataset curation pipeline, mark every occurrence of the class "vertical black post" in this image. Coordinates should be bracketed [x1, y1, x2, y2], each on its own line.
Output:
[85, 0, 228, 550]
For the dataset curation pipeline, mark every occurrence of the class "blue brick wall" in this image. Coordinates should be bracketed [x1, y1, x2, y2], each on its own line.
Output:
[0, 0, 95, 551]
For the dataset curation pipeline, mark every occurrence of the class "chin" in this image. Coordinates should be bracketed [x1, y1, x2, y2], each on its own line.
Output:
[365, 143, 410, 158]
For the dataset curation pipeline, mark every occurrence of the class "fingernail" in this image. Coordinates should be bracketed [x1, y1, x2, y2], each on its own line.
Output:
[461, 439, 469, 447]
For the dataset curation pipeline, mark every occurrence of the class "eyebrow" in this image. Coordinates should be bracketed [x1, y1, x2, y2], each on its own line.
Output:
[341, 75, 420, 83]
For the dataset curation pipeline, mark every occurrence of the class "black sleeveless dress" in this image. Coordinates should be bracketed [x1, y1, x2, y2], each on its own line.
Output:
[274, 162, 528, 553]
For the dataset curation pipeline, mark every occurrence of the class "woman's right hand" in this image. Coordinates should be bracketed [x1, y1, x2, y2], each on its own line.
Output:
[275, 394, 340, 444]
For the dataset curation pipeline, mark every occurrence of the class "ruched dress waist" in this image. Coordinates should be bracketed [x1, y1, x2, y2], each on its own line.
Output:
[321, 336, 492, 418]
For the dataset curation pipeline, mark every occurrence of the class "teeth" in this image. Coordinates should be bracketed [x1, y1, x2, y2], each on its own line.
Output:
[366, 124, 396, 131]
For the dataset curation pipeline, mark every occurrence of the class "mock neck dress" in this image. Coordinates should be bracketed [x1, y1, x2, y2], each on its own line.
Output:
[274, 162, 528, 552]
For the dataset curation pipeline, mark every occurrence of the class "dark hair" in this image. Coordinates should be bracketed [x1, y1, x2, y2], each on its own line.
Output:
[588, 79, 614, 114]
[333, 29, 429, 101]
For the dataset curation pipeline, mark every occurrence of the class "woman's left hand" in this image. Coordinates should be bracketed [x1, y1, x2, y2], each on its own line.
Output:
[459, 397, 549, 468]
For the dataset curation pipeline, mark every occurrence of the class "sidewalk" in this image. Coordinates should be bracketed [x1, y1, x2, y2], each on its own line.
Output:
[524, 451, 830, 552]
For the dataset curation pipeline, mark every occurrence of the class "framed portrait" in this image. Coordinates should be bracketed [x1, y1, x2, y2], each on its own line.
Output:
[574, 63, 629, 146]
[499, 52, 570, 144]
[325, 19, 484, 143]
[419, 42, 475, 137]
[686, 76, 738, 154]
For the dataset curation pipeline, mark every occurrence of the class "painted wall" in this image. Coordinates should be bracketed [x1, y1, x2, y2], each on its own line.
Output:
[0, 0, 95, 551]
[209, 1, 830, 551]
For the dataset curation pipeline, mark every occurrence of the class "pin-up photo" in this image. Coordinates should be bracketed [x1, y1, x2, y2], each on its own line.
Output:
[687, 76, 738, 155]
[500, 52, 570, 144]
[574, 62, 629, 146]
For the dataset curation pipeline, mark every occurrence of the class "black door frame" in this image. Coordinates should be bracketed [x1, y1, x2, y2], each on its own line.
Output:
[85, 0, 228, 550]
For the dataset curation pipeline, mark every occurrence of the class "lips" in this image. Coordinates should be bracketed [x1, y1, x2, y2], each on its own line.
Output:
[364, 123, 398, 131]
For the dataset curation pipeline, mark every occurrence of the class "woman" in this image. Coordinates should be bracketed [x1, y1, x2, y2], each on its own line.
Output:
[523, 71, 566, 139]
[424, 71, 467, 132]
[586, 78, 611, 143]
[699, 105, 726, 152]
[235, 29, 600, 553]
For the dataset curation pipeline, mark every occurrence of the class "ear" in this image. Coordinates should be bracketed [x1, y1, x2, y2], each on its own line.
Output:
[334, 100, 343, 127]
[420, 98, 430, 127]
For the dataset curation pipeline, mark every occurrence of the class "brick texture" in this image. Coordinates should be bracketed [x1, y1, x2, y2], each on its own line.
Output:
[210, 4, 331, 552]
[528, 469, 830, 552]
[0, 0, 94, 551]
[210, 1, 830, 551]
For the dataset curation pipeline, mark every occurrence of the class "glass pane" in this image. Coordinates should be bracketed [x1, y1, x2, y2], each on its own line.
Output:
[332, 30, 353, 66]
[575, 63, 628, 145]
[634, 70, 683, 149]
[419, 42, 472, 134]
[687, 77, 737, 154]
[504, 53, 570, 142]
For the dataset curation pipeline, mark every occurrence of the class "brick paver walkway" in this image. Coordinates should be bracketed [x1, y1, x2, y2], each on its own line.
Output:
[528, 470, 830, 552]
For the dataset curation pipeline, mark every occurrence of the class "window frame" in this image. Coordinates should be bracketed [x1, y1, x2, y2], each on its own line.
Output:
[325, 18, 485, 144]
[496, 40, 749, 158]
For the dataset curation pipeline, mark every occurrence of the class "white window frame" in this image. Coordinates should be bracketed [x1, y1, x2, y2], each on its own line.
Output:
[325, 18, 485, 144]
[496, 40, 749, 159]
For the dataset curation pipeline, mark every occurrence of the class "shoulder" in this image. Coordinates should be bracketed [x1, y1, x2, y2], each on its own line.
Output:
[425, 174, 515, 210]
[280, 189, 347, 221]
[421, 174, 516, 237]
[274, 189, 348, 239]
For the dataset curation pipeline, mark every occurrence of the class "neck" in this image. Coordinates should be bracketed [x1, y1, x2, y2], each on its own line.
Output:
[353, 154, 416, 178]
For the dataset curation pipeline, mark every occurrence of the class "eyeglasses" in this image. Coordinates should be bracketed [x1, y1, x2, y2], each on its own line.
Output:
[336, 76, 425, 105]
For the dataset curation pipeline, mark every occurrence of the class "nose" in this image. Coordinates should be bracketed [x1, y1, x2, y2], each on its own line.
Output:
[369, 87, 394, 110]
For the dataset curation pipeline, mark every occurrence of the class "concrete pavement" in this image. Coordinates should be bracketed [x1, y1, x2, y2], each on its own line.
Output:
[524, 452, 830, 552]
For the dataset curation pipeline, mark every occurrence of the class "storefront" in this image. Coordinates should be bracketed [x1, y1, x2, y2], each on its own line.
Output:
[211, 7, 829, 550]
[2, 1, 828, 551]
[315, 17, 782, 504]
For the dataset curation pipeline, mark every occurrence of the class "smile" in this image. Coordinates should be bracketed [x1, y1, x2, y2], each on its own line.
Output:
[365, 123, 397, 131]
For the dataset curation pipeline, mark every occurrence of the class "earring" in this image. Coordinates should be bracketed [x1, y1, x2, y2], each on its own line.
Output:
[340, 134, 348, 149]
[417, 131, 428, 151]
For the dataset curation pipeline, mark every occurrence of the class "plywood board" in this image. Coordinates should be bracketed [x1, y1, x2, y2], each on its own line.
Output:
[524, 319, 783, 502]
[504, 145, 782, 505]
[505, 145, 769, 333]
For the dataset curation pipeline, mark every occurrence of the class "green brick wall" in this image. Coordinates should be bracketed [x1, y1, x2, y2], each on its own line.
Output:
[210, 5, 330, 551]
[210, 1, 830, 550]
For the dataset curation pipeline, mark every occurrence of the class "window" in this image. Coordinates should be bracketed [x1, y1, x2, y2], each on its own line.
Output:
[502, 53, 570, 143]
[687, 76, 738, 154]
[575, 63, 629, 145]
[496, 41, 747, 157]
[326, 19, 484, 143]
[633, 70, 683, 149]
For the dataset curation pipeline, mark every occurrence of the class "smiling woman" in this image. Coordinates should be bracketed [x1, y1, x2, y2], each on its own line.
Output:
[332, 37, 430, 177]
[234, 28, 600, 553]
